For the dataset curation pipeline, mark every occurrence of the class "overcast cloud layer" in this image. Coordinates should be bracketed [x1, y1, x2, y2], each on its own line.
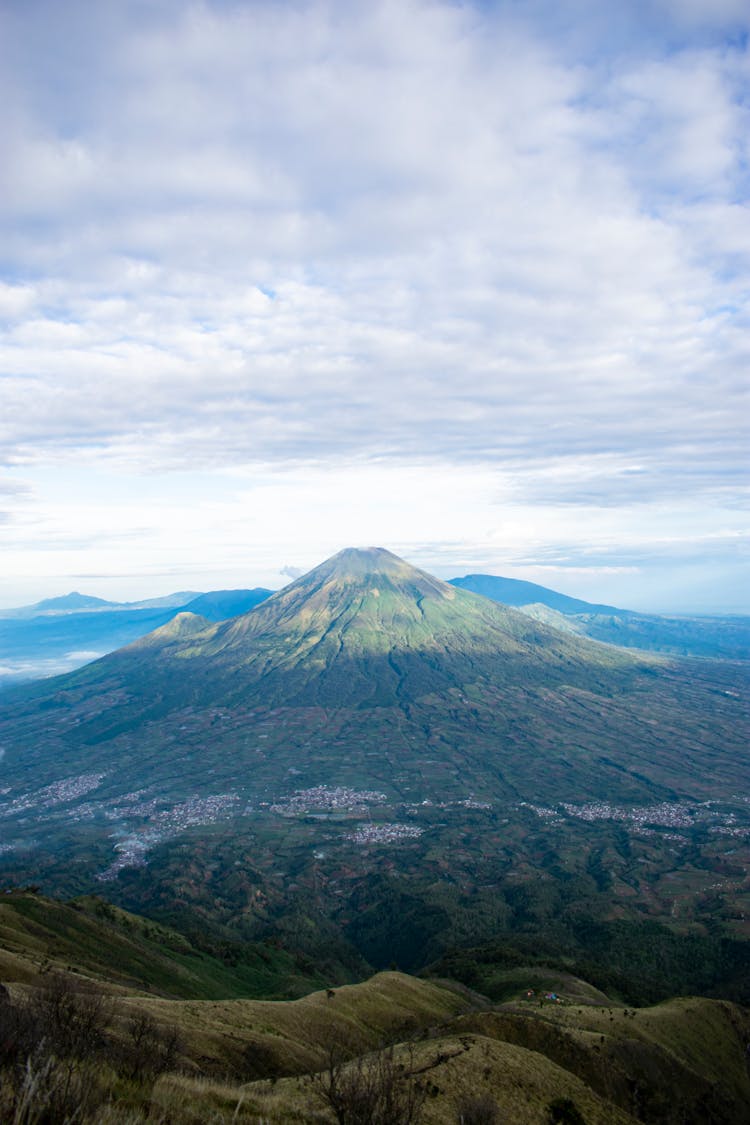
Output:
[0, 0, 748, 611]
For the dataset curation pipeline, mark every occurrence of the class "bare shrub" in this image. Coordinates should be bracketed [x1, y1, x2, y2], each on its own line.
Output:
[0, 972, 115, 1075]
[240, 1036, 282, 1081]
[0, 974, 139, 1123]
[309, 1042, 426, 1125]
[0, 995, 38, 1067]
[119, 1010, 182, 1081]
[548, 1096, 587, 1124]
[27, 973, 115, 1059]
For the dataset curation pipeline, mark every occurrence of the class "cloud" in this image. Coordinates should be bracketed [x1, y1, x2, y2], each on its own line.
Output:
[0, 0, 746, 610]
[279, 566, 304, 580]
[0, 476, 31, 529]
[0, 650, 105, 685]
[0, 478, 29, 497]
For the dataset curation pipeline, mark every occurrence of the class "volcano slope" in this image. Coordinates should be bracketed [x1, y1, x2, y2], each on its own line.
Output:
[0, 548, 748, 994]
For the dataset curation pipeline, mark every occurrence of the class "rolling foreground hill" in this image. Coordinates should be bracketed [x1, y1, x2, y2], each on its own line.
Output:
[1, 889, 750, 1124]
[0, 547, 749, 999]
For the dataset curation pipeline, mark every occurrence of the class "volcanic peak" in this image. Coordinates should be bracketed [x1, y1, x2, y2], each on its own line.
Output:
[318, 546, 418, 577]
[284, 546, 456, 602]
[188, 546, 472, 673]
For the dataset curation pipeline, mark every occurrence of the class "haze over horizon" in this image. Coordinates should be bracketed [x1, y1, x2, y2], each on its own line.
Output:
[1, 0, 748, 614]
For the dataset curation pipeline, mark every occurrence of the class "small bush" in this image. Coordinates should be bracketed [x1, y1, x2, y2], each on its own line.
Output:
[28, 972, 115, 1058]
[0, 973, 185, 1123]
[456, 1092, 501, 1123]
[548, 1096, 586, 1124]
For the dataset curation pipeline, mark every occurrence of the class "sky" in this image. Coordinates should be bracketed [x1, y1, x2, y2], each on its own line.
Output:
[1, 0, 748, 614]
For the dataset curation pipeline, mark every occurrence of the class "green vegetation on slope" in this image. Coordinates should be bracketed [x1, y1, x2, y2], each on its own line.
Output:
[0, 890, 328, 999]
[428, 918, 750, 1007]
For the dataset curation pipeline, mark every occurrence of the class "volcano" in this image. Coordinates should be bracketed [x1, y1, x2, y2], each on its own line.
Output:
[98, 545, 640, 711]
[1, 546, 745, 809]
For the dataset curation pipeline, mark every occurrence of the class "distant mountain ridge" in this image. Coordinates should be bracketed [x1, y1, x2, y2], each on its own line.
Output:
[0, 586, 274, 686]
[182, 589, 273, 620]
[450, 572, 750, 660]
[449, 573, 619, 614]
[32, 591, 117, 613]
[0, 590, 205, 619]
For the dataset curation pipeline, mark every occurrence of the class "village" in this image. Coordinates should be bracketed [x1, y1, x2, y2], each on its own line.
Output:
[2, 769, 750, 884]
[561, 800, 698, 828]
[266, 784, 387, 816]
[97, 792, 240, 880]
[519, 798, 731, 832]
[0, 772, 106, 819]
[344, 822, 424, 845]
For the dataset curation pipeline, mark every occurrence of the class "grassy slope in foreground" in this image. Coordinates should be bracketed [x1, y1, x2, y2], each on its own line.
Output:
[90, 981, 750, 1124]
[154, 987, 750, 1123]
[1, 889, 750, 1123]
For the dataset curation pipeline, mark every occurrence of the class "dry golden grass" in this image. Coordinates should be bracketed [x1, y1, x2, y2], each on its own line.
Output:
[507, 993, 750, 1083]
[117, 971, 470, 1077]
[445, 993, 750, 1124]
[3, 902, 750, 1125]
[3, 963, 750, 1124]
[153, 1073, 329, 1123]
[203, 1033, 639, 1124]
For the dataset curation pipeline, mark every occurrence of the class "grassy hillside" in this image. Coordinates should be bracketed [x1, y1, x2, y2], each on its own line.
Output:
[129, 986, 750, 1123]
[122, 970, 472, 1079]
[0, 889, 328, 999]
[2, 913, 748, 1124]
